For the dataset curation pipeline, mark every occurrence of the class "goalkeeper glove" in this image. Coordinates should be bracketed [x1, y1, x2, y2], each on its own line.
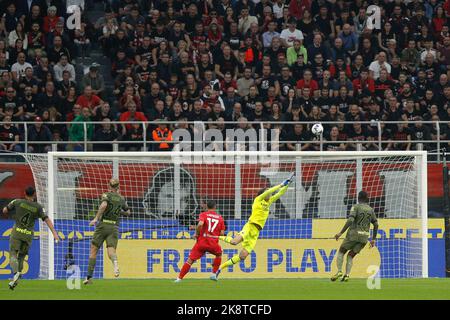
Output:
[282, 178, 292, 186]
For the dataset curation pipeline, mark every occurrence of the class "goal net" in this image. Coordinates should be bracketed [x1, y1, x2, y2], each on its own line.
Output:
[24, 151, 428, 280]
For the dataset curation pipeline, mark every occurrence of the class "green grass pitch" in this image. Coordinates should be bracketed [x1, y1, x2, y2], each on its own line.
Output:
[0, 278, 449, 300]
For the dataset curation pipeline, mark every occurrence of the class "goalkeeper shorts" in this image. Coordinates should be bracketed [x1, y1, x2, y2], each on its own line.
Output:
[239, 222, 260, 253]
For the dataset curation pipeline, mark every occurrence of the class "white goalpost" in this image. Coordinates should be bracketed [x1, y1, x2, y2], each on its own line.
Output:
[24, 151, 428, 280]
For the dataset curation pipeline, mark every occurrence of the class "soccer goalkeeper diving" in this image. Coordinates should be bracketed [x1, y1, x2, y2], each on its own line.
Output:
[214, 176, 293, 280]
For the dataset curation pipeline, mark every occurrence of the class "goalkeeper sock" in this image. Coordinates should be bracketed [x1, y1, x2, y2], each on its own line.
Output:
[178, 262, 192, 280]
[345, 255, 353, 275]
[336, 251, 344, 273]
[220, 254, 241, 270]
[9, 254, 19, 274]
[87, 258, 97, 278]
[219, 236, 233, 244]
[212, 256, 222, 273]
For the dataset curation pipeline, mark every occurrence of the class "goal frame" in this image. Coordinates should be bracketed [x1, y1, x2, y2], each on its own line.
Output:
[44, 150, 428, 280]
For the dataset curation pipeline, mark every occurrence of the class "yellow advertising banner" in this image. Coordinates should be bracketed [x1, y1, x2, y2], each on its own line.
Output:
[103, 239, 381, 279]
[312, 218, 444, 239]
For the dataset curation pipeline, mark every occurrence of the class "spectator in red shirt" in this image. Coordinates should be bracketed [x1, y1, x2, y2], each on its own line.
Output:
[76, 86, 103, 114]
[119, 101, 148, 134]
[296, 69, 318, 97]
[352, 68, 375, 97]
[289, 0, 311, 20]
[42, 6, 60, 34]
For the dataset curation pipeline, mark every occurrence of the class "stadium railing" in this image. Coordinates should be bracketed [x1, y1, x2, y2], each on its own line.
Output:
[1, 120, 449, 162]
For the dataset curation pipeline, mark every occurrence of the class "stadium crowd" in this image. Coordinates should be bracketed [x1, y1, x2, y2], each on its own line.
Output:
[0, 0, 450, 153]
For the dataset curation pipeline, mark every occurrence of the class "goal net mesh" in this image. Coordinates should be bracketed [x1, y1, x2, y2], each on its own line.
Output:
[23, 152, 426, 279]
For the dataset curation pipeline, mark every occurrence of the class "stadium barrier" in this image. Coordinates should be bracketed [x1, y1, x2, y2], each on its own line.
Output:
[2, 120, 450, 161]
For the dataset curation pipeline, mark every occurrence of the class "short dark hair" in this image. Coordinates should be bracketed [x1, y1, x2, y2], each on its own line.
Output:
[25, 186, 36, 197]
[358, 190, 369, 203]
[206, 200, 216, 209]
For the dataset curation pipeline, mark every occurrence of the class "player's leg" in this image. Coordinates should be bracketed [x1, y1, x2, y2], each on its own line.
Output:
[8, 237, 23, 290]
[331, 245, 349, 281]
[209, 243, 223, 281]
[176, 244, 202, 282]
[84, 244, 100, 284]
[216, 224, 258, 279]
[106, 227, 120, 277]
[176, 258, 196, 282]
[219, 233, 243, 245]
[342, 242, 365, 282]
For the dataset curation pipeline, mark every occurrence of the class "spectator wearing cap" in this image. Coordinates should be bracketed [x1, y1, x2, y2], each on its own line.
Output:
[81, 63, 105, 97]
[280, 18, 304, 48]
[27, 116, 52, 153]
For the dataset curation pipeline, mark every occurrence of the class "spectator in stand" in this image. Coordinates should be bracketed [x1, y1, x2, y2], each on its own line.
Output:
[76, 86, 103, 115]
[92, 118, 120, 152]
[369, 51, 392, 80]
[27, 116, 52, 153]
[68, 107, 94, 151]
[152, 120, 173, 151]
[53, 55, 76, 82]
[280, 18, 304, 48]
[0, 115, 22, 152]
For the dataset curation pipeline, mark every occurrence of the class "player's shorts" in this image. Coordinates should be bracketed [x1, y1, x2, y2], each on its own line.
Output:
[92, 222, 119, 249]
[238, 222, 261, 253]
[341, 238, 367, 254]
[189, 241, 222, 261]
[9, 235, 31, 256]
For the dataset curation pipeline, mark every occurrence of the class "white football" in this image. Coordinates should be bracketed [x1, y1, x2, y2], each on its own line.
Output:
[311, 123, 324, 136]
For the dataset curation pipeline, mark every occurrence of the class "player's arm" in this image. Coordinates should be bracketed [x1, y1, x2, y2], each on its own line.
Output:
[255, 184, 283, 202]
[194, 220, 204, 240]
[268, 185, 289, 205]
[3, 199, 16, 215]
[121, 202, 131, 216]
[90, 200, 108, 226]
[43, 217, 60, 242]
[335, 206, 356, 240]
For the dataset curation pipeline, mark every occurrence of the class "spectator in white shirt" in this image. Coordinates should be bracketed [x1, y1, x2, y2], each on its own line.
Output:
[238, 6, 258, 34]
[53, 55, 76, 82]
[369, 51, 391, 80]
[272, 0, 285, 19]
[11, 52, 32, 82]
[280, 18, 304, 47]
[420, 40, 438, 63]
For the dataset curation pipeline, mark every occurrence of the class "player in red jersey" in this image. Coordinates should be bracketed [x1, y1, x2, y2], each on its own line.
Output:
[175, 200, 225, 282]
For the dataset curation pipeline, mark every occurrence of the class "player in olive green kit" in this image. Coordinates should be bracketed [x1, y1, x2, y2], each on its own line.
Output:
[331, 191, 378, 282]
[3, 186, 60, 290]
[84, 179, 130, 284]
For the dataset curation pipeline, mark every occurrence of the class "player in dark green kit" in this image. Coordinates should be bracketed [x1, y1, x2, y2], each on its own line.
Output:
[331, 191, 379, 282]
[3, 186, 60, 290]
[84, 178, 130, 284]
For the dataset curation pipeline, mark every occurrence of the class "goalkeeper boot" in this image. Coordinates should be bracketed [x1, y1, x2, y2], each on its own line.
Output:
[8, 272, 21, 290]
[341, 274, 349, 282]
[330, 271, 343, 282]
[83, 276, 93, 285]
